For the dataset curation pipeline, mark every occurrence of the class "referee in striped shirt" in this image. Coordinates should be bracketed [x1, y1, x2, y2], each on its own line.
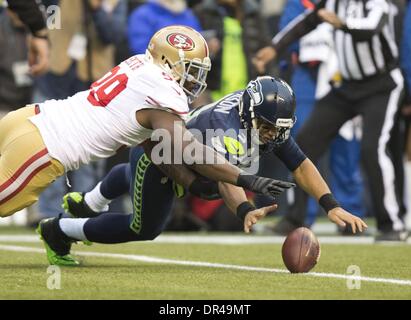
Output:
[254, 0, 407, 241]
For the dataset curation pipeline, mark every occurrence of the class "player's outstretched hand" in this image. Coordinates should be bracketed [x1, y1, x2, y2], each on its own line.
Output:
[327, 207, 368, 234]
[237, 173, 296, 197]
[244, 204, 278, 233]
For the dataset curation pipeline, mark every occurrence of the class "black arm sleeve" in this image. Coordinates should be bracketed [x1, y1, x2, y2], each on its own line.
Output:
[274, 137, 307, 172]
[272, 0, 326, 56]
[7, 0, 46, 35]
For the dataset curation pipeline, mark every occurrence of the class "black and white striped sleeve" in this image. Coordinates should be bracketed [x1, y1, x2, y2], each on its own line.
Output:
[341, 0, 389, 41]
[272, 0, 326, 55]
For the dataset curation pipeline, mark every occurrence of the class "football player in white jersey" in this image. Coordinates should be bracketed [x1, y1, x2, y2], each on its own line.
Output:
[0, 25, 294, 220]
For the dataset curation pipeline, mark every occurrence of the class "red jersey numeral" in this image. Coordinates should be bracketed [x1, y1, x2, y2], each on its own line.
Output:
[87, 66, 128, 107]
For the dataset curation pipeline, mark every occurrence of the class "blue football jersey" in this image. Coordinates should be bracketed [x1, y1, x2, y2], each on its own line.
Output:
[186, 91, 307, 172]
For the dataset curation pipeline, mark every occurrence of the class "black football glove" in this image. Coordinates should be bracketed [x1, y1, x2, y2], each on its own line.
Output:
[237, 173, 296, 197]
[188, 177, 221, 200]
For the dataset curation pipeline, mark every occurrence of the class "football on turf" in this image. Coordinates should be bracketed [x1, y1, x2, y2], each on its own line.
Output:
[281, 227, 321, 273]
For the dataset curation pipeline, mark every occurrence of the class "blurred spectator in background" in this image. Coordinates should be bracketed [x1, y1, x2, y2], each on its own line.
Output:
[128, 0, 146, 11]
[260, 0, 286, 37]
[6, 0, 49, 76]
[31, 0, 127, 224]
[0, 5, 33, 117]
[254, 0, 407, 241]
[401, 0, 411, 229]
[259, 0, 286, 79]
[1, 0, 47, 226]
[187, 0, 201, 8]
[127, 0, 201, 55]
[272, 0, 364, 235]
[193, 0, 275, 104]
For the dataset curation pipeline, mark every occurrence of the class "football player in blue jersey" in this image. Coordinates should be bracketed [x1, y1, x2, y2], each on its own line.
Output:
[37, 76, 367, 266]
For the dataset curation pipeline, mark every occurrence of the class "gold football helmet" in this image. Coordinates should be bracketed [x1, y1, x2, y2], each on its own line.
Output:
[147, 25, 211, 103]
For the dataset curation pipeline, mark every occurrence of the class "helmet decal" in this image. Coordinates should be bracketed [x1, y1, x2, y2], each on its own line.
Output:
[148, 26, 211, 103]
[166, 33, 195, 51]
[246, 80, 264, 106]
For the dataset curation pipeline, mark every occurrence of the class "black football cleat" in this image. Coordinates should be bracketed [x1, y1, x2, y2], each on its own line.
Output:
[36, 217, 79, 266]
[62, 192, 100, 218]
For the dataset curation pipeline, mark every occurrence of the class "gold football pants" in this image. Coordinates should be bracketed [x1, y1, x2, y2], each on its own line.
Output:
[0, 105, 65, 217]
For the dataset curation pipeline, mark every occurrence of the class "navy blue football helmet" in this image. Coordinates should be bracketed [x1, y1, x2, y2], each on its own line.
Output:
[239, 76, 296, 148]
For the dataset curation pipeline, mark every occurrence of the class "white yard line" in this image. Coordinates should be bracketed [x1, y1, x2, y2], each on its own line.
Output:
[0, 244, 410, 287]
[0, 235, 39, 242]
[0, 234, 410, 245]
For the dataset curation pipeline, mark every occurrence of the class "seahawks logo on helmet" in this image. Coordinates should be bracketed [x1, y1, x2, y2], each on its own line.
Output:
[239, 76, 297, 149]
[246, 80, 264, 107]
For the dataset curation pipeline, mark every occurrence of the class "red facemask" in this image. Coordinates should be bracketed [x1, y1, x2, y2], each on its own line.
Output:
[301, 0, 315, 9]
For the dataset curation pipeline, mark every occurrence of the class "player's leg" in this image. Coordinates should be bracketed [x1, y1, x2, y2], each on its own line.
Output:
[359, 70, 406, 240]
[0, 105, 65, 217]
[274, 90, 355, 233]
[37, 148, 178, 265]
[63, 163, 131, 217]
[39, 165, 100, 219]
[37, 161, 134, 266]
[84, 148, 177, 242]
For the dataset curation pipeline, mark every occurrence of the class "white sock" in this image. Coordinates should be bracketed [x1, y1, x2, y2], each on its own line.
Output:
[59, 218, 89, 241]
[405, 161, 411, 230]
[84, 182, 111, 213]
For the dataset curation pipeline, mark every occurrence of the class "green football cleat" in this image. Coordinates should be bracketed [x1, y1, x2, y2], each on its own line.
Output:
[62, 192, 100, 218]
[36, 218, 80, 266]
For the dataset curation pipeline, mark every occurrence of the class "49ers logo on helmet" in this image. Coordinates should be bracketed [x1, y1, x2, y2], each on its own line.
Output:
[166, 33, 195, 51]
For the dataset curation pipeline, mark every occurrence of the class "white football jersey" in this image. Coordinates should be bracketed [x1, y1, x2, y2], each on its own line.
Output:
[30, 54, 189, 171]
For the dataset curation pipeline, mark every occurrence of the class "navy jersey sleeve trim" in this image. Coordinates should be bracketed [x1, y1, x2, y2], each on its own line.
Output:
[274, 136, 307, 172]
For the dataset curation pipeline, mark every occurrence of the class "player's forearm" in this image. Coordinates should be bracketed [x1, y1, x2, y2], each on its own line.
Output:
[218, 182, 248, 214]
[147, 110, 241, 185]
[158, 164, 196, 189]
[292, 158, 330, 200]
[188, 141, 241, 185]
[168, 130, 241, 185]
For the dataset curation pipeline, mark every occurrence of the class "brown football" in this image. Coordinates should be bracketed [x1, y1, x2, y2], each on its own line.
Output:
[281, 227, 321, 273]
